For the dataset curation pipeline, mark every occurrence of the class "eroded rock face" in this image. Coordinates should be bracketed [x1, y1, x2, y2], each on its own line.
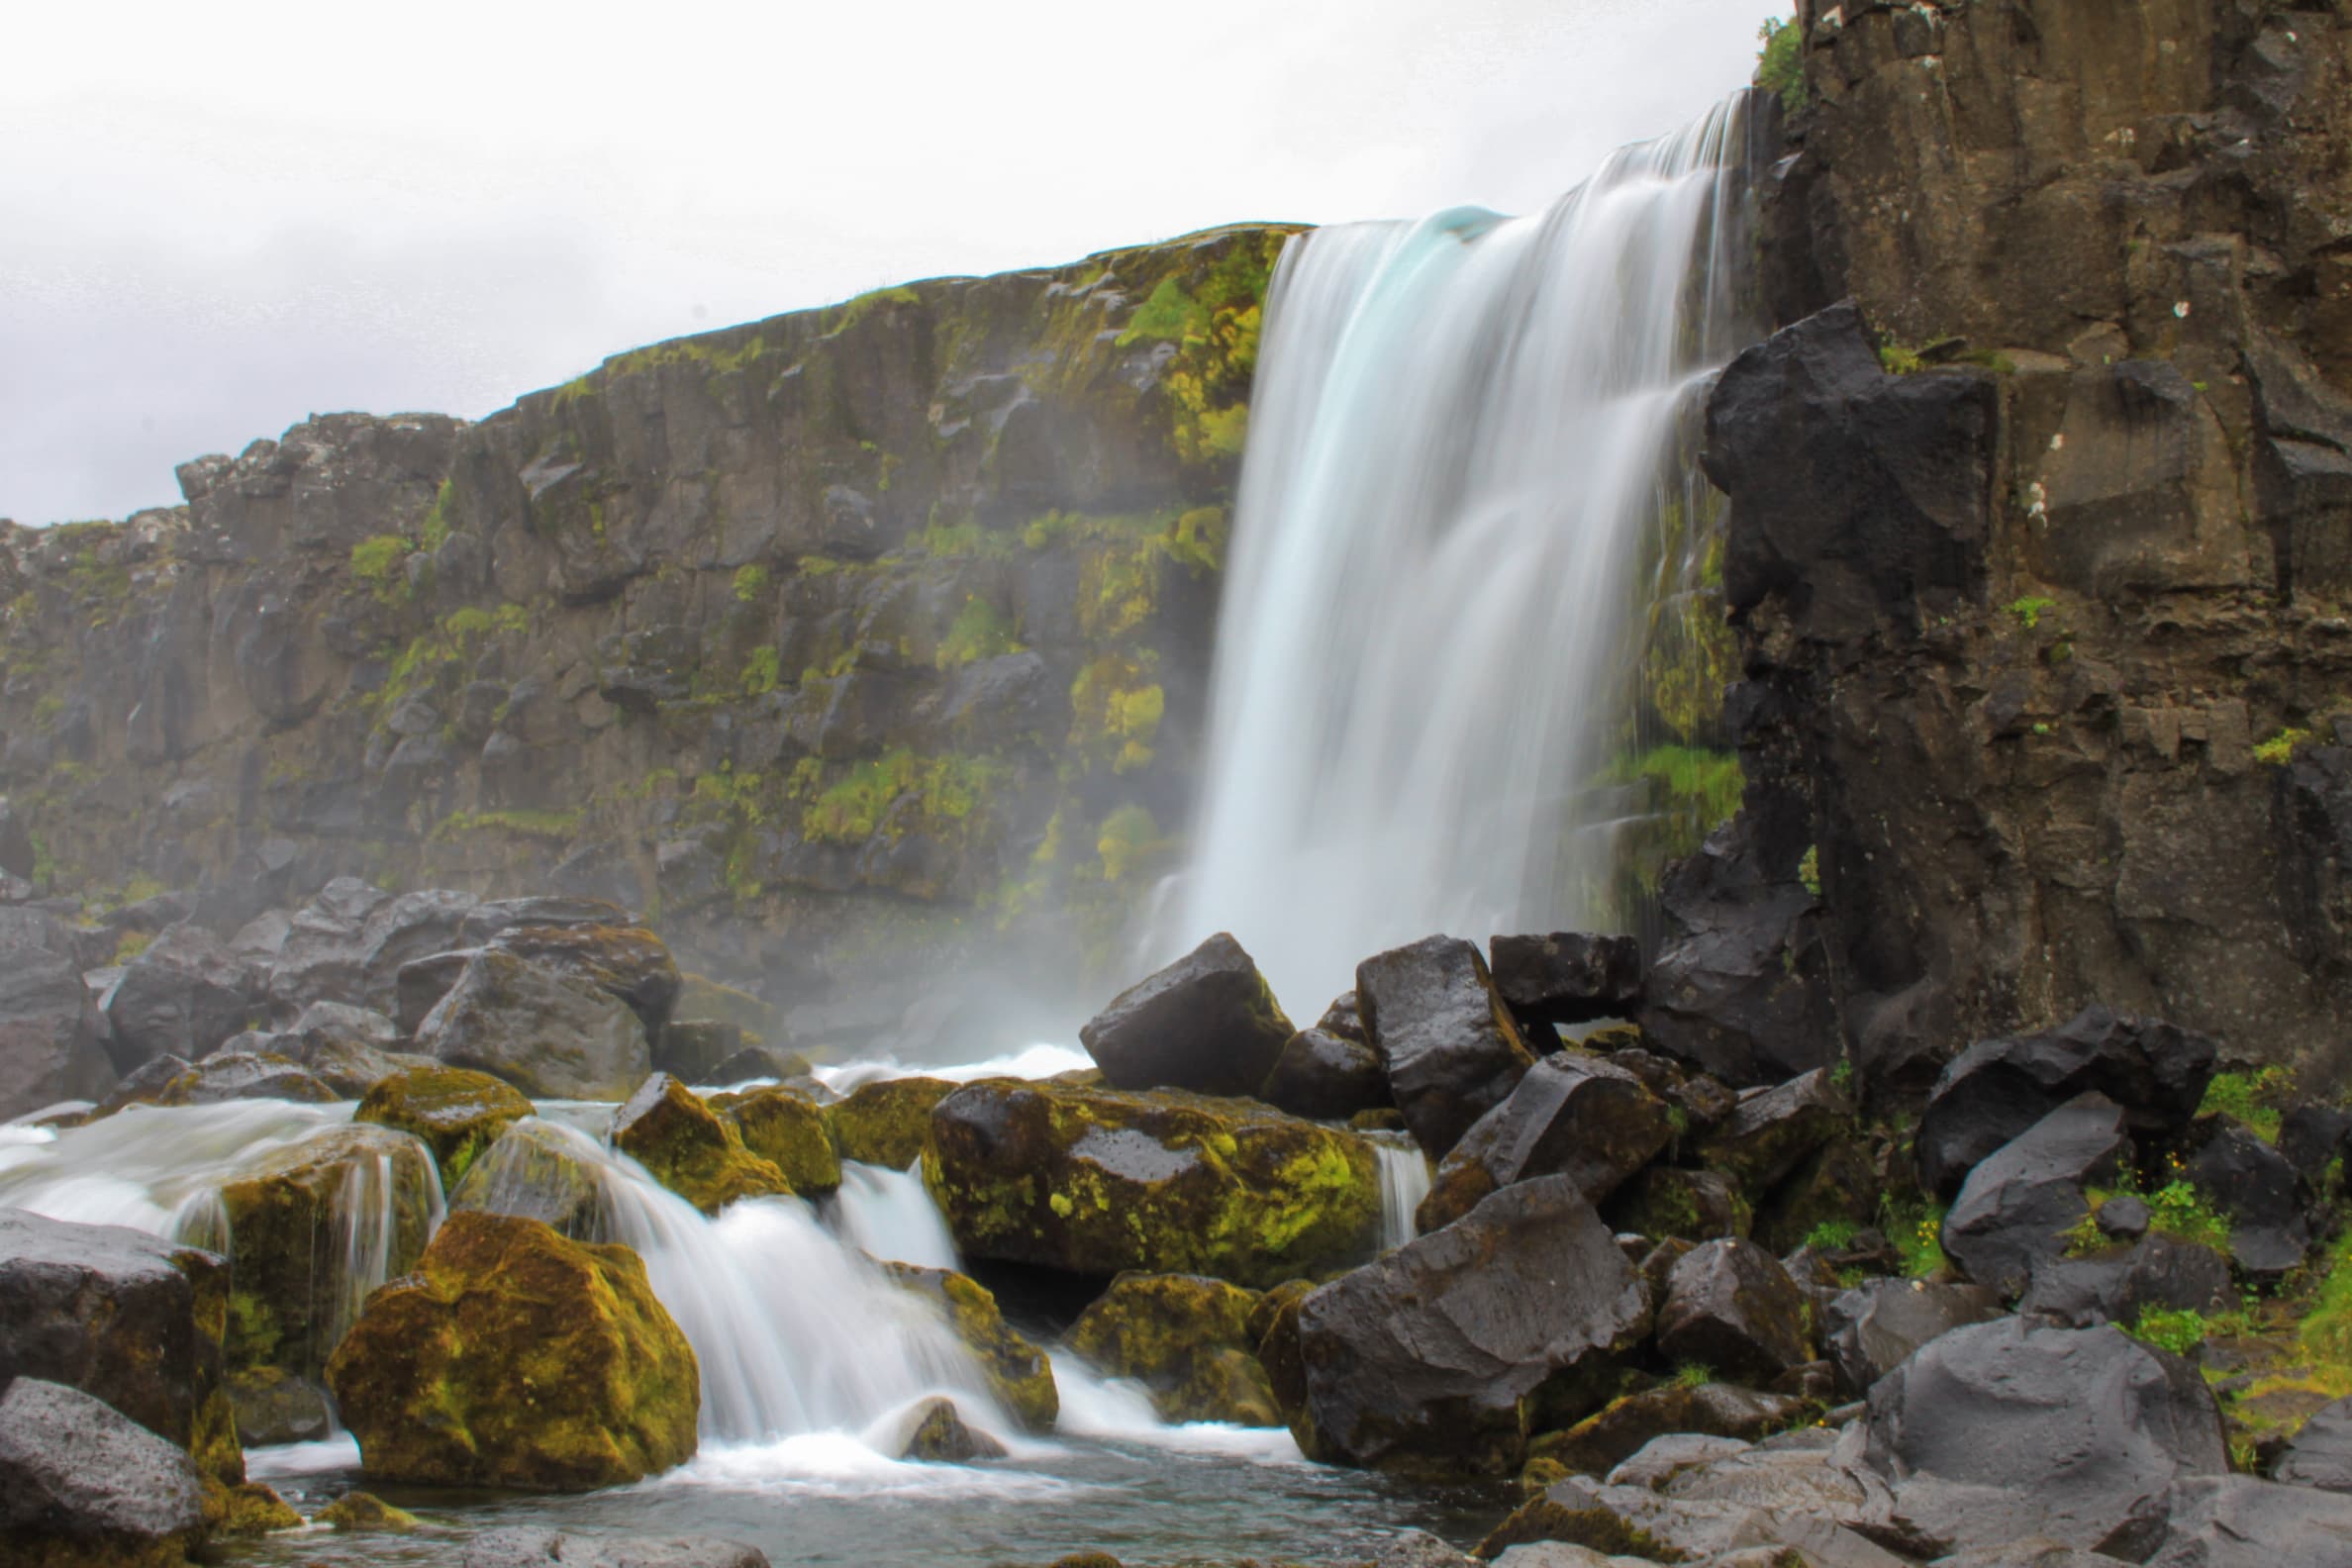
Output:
[0, 906, 114, 1120]
[1862, 1318, 2227, 1559]
[925, 1079, 1381, 1289]
[1357, 935, 1536, 1160]
[326, 1210, 700, 1490]
[1287, 1174, 1650, 1475]
[1080, 931, 1294, 1097]
[416, 948, 649, 1100]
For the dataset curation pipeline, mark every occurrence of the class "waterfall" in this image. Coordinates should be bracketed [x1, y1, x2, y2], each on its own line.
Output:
[1174, 96, 1754, 1011]
[1370, 1137, 1431, 1252]
[833, 1158, 963, 1272]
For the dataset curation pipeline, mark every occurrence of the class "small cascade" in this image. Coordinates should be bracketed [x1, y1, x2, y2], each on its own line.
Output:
[833, 1158, 961, 1272]
[505, 1118, 1008, 1445]
[1174, 96, 1756, 1009]
[334, 1147, 444, 1353]
[1369, 1137, 1432, 1253]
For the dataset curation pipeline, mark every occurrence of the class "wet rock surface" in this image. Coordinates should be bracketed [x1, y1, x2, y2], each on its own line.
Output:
[0, 1376, 209, 1565]
[1358, 935, 1536, 1159]
[1080, 931, 1295, 1097]
[1417, 1051, 1673, 1234]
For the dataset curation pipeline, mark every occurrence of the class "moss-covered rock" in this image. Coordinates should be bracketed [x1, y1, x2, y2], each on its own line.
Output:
[218, 1124, 440, 1376]
[225, 1366, 332, 1446]
[611, 1073, 792, 1215]
[1528, 1382, 1808, 1478]
[1605, 1166, 1753, 1244]
[882, 1262, 1057, 1431]
[1064, 1272, 1279, 1424]
[924, 1080, 1381, 1289]
[898, 1395, 1007, 1462]
[354, 1066, 533, 1188]
[446, 1119, 608, 1241]
[324, 1210, 700, 1490]
[727, 1086, 841, 1195]
[315, 1490, 419, 1532]
[830, 1075, 956, 1168]
[211, 1479, 303, 1535]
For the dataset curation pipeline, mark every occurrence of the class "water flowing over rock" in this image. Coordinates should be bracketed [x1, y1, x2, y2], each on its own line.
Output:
[926, 1079, 1380, 1288]
[880, 1262, 1058, 1431]
[1080, 931, 1295, 1098]
[1286, 1174, 1650, 1474]
[725, 1085, 840, 1195]
[354, 1065, 535, 1187]
[1173, 100, 1752, 1012]
[1064, 1272, 1279, 1424]
[327, 1210, 702, 1491]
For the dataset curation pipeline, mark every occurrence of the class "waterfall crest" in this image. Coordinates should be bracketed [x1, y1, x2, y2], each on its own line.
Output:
[1175, 96, 1754, 1012]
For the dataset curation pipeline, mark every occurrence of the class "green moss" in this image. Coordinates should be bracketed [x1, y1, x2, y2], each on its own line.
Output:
[1803, 1217, 1860, 1251]
[831, 284, 921, 336]
[2201, 1067, 2291, 1142]
[2007, 595, 2059, 631]
[430, 809, 584, 843]
[2257, 728, 2314, 767]
[1883, 1195, 1949, 1279]
[1097, 804, 1168, 883]
[1878, 341, 1927, 375]
[615, 1076, 792, 1215]
[732, 564, 770, 602]
[420, 481, 454, 551]
[2127, 1306, 2211, 1356]
[1799, 844, 1821, 898]
[350, 535, 414, 604]
[797, 747, 1010, 846]
[936, 594, 1024, 668]
[740, 645, 781, 697]
[112, 930, 152, 965]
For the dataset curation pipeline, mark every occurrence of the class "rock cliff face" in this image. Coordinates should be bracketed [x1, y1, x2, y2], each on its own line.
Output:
[1665, 0, 2352, 1090]
[0, 226, 1295, 1034]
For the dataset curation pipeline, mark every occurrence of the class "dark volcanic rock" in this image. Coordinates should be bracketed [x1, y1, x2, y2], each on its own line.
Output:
[1487, 932, 1641, 1029]
[0, 1208, 239, 1479]
[2277, 1396, 2352, 1494]
[461, 1527, 771, 1568]
[0, 906, 114, 1120]
[156, 1049, 338, 1107]
[1606, 1166, 1752, 1244]
[1357, 935, 1536, 1159]
[1694, 1067, 1851, 1194]
[1080, 932, 1294, 1097]
[415, 947, 650, 1100]
[1289, 1174, 1649, 1474]
[897, 1396, 1007, 1462]
[0, 1377, 208, 1564]
[1654, 1239, 1815, 1383]
[1914, 1007, 2217, 1201]
[1259, 1026, 1390, 1121]
[1943, 1092, 2130, 1294]
[100, 923, 261, 1070]
[1863, 1318, 2226, 1558]
[2186, 1123, 2310, 1276]
[1532, 1383, 1808, 1480]
[2280, 1106, 2352, 1191]
[1416, 1051, 1672, 1233]
[1824, 1279, 2003, 1398]
[267, 881, 480, 1017]
[2147, 1474, 2352, 1566]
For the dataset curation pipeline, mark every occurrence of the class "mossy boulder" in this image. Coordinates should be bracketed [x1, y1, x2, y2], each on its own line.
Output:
[924, 1080, 1381, 1289]
[324, 1210, 700, 1491]
[1605, 1166, 1753, 1244]
[218, 1124, 440, 1376]
[225, 1366, 332, 1446]
[1064, 1272, 1279, 1424]
[727, 1086, 841, 1195]
[354, 1066, 534, 1188]
[155, 1051, 338, 1107]
[315, 1491, 419, 1532]
[474, 917, 683, 1036]
[882, 1262, 1058, 1431]
[611, 1073, 792, 1215]
[1529, 1382, 1809, 1478]
[1078, 931, 1294, 1097]
[829, 1075, 956, 1168]
[447, 1120, 608, 1240]
[898, 1396, 1007, 1462]
[212, 1480, 302, 1535]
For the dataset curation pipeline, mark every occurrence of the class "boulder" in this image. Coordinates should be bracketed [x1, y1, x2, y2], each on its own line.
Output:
[1914, 1008, 2217, 1201]
[0, 906, 115, 1121]
[462, 1528, 770, 1568]
[1288, 1175, 1651, 1473]
[99, 924, 260, 1071]
[611, 1073, 793, 1214]
[1319, 991, 1366, 1042]
[2018, 1234, 2236, 1330]
[1357, 935, 1537, 1159]
[316, 1490, 419, 1531]
[1416, 1051, 1672, 1233]
[709, 1043, 816, 1085]
[415, 948, 650, 1100]
[1259, 1026, 1391, 1122]
[653, 1019, 742, 1083]
[87, 1051, 191, 1118]
[267, 881, 480, 1016]
[2185, 1123, 2310, 1276]
[881, 1262, 1057, 1431]
[448, 1119, 610, 1241]
[1065, 1272, 1279, 1424]
[1477, 1471, 1893, 1565]
[1862, 1318, 2226, 1558]
[1079, 931, 1294, 1097]
[355, 1066, 536, 1186]
[1604, 1167, 1752, 1244]
[326, 1210, 700, 1490]
[474, 913, 683, 1037]
[897, 1395, 1007, 1461]
[1654, 1239, 1815, 1382]
[925, 1079, 1381, 1289]
[727, 1086, 842, 1195]
[1609, 1047, 1739, 1134]
[1753, 1139, 1881, 1255]
[2146, 1474, 2352, 1566]
[1943, 1092, 2130, 1293]
[2279, 1106, 2352, 1191]
[1824, 1279, 2004, 1398]
[2277, 1396, 2352, 1494]
[280, 1000, 428, 1095]
[154, 1049, 337, 1106]
[0, 1209, 240, 1481]
[1694, 1068, 1851, 1195]
[218, 1123, 441, 1374]
[1531, 1384, 1809, 1479]
[829, 1075, 956, 1168]
[225, 1366, 333, 1446]
[1488, 932, 1642, 1029]
[0, 1377, 208, 1567]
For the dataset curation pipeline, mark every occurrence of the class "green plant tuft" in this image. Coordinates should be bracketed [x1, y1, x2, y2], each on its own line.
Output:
[1754, 15, 1810, 112]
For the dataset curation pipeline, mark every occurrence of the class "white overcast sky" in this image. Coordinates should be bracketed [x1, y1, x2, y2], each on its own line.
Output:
[3, 0, 1769, 526]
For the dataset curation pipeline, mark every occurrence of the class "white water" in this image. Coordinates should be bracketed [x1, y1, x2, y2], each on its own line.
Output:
[1371, 1137, 1432, 1252]
[1174, 97, 1752, 1011]
[834, 1158, 962, 1271]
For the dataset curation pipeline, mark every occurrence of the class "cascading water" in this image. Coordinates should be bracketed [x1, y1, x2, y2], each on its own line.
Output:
[833, 1157, 963, 1273]
[1174, 97, 1754, 1012]
[1370, 1136, 1433, 1252]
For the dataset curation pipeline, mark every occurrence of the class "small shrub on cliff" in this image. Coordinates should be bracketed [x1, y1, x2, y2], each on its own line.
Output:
[1754, 16, 1810, 112]
[2127, 1306, 2209, 1357]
